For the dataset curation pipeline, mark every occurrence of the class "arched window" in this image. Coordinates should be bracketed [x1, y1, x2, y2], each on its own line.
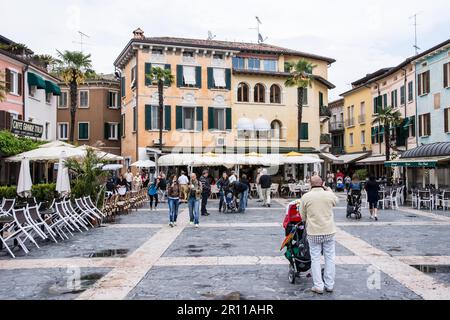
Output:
[254, 83, 266, 103]
[271, 120, 282, 139]
[237, 83, 249, 102]
[270, 84, 281, 104]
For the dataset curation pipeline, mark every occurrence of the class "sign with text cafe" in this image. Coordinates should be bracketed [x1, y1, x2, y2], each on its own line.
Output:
[11, 119, 43, 138]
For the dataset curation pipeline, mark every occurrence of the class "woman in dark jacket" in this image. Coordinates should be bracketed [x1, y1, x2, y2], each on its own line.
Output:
[217, 172, 229, 213]
[365, 176, 380, 221]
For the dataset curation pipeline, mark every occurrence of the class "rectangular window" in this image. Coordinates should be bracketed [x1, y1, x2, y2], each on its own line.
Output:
[108, 123, 119, 140]
[131, 66, 136, 87]
[121, 114, 125, 137]
[444, 108, 450, 133]
[149, 105, 165, 130]
[392, 89, 398, 108]
[58, 123, 68, 140]
[213, 68, 226, 88]
[232, 57, 245, 70]
[58, 92, 68, 108]
[444, 62, 450, 88]
[418, 71, 430, 96]
[419, 113, 431, 137]
[361, 130, 365, 144]
[183, 107, 196, 131]
[408, 81, 414, 102]
[300, 123, 309, 140]
[400, 86, 405, 105]
[183, 66, 196, 86]
[349, 133, 354, 146]
[248, 58, 260, 70]
[29, 85, 37, 98]
[78, 122, 89, 140]
[319, 92, 324, 107]
[383, 93, 388, 108]
[213, 108, 225, 131]
[263, 60, 277, 72]
[302, 88, 308, 105]
[108, 91, 118, 108]
[360, 101, 365, 115]
[46, 92, 52, 104]
[7, 69, 19, 94]
[79, 90, 89, 108]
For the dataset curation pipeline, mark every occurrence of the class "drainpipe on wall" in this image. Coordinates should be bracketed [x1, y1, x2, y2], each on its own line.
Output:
[135, 48, 139, 168]
[22, 65, 28, 119]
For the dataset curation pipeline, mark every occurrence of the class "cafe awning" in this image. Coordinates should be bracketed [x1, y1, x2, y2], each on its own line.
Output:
[27, 72, 46, 89]
[356, 155, 386, 166]
[45, 80, 61, 96]
[320, 152, 344, 164]
[385, 157, 450, 168]
[336, 153, 368, 164]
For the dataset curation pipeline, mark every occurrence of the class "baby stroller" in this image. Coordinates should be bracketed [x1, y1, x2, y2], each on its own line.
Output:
[281, 201, 311, 284]
[346, 189, 362, 220]
[336, 177, 345, 192]
[223, 189, 238, 213]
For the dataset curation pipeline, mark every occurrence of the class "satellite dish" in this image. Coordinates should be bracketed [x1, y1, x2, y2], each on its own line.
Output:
[207, 30, 216, 40]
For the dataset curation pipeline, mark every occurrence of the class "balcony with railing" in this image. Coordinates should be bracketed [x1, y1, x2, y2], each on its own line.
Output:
[320, 133, 331, 145]
[358, 114, 366, 124]
[320, 105, 332, 117]
[329, 121, 344, 132]
[345, 118, 355, 128]
[330, 146, 345, 155]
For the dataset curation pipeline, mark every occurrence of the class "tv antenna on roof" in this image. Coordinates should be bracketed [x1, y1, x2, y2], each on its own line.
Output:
[207, 30, 216, 41]
[409, 13, 421, 55]
[250, 16, 268, 43]
[72, 31, 90, 52]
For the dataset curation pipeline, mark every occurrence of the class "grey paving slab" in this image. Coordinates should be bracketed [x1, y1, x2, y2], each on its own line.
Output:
[0, 267, 110, 300]
[112, 209, 171, 224]
[163, 227, 354, 258]
[333, 207, 436, 223]
[127, 265, 421, 300]
[340, 225, 450, 257]
[0, 227, 156, 260]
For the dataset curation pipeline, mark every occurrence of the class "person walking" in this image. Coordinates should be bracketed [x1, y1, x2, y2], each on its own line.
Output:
[365, 175, 380, 221]
[142, 174, 150, 188]
[255, 168, 263, 202]
[200, 170, 211, 216]
[125, 168, 134, 191]
[167, 174, 180, 227]
[217, 172, 229, 213]
[148, 178, 160, 210]
[259, 169, 272, 208]
[188, 173, 202, 227]
[240, 174, 250, 211]
[299, 175, 339, 295]
[178, 171, 189, 203]
[326, 171, 335, 189]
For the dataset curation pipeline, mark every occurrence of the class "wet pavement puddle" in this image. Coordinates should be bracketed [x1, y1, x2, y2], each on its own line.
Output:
[86, 249, 129, 258]
[411, 265, 450, 274]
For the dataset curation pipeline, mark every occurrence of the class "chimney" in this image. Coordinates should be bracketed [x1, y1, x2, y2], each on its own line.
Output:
[133, 28, 145, 40]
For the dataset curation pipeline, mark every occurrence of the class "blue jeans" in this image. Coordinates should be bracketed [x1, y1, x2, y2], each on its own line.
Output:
[188, 197, 200, 224]
[168, 198, 179, 223]
[308, 236, 336, 290]
[239, 190, 249, 212]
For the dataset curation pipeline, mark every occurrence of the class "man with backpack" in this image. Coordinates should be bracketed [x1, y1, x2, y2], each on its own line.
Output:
[200, 170, 211, 216]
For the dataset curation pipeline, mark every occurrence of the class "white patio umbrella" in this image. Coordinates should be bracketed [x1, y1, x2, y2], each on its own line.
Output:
[56, 152, 71, 196]
[102, 164, 124, 171]
[158, 154, 195, 166]
[235, 152, 282, 166]
[6, 146, 85, 162]
[17, 157, 33, 198]
[76, 145, 124, 161]
[281, 152, 324, 165]
[131, 160, 156, 168]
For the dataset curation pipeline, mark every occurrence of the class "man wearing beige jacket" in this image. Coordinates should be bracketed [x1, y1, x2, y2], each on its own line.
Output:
[300, 175, 339, 294]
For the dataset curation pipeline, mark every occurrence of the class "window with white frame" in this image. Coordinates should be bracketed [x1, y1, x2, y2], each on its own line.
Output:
[79, 90, 89, 108]
[78, 122, 89, 140]
[361, 130, 366, 144]
[59, 92, 68, 108]
[248, 58, 260, 70]
[418, 71, 430, 96]
[108, 91, 118, 108]
[183, 66, 196, 86]
[213, 108, 225, 131]
[29, 85, 37, 98]
[213, 68, 226, 88]
[444, 62, 450, 88]
[108, 123, 119, 140]
[131, 66, 136, 87]
[183, 107, 196, 131]
[58, 123, 68, 140]
[263, 60, 277, 72]
[419, 113, 431, 137]
[7, 69, 19, 95]
[150, 105, 164, 130]
[46, 92, 52, 104]
[349, 133, 354, 146]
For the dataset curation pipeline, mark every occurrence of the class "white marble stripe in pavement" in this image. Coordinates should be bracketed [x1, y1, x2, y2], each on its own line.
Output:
[154, 255, 366, 267]
[106, 224, 164, 229]
[397, 256, 450, 266]
[0, 258, 124, 270]
[336, 227, 450, 300]
[398, 207, 450, 222]
[76, 209, 191, 300]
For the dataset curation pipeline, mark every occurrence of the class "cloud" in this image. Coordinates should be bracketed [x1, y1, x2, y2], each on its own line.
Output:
[1, 0, 448, 100]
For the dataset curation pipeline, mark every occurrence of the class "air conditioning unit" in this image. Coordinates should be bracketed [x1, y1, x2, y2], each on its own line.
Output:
[153, 139, 165, 146]
[216, 137, 226, 147]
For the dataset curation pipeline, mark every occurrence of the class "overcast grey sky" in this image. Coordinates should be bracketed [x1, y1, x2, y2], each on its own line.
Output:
[1, 0, 449, 100]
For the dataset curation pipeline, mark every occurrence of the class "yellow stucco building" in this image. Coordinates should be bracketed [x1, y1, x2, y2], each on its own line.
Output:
[114, 28, 335, 167]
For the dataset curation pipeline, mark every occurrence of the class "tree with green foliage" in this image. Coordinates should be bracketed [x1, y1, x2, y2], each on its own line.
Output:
[146, 67, 174, 152]
[285, 59, 317, 151]
[0, 130, 43, 156]
[0, 71, 6, 102]
[372, 106, 402, 163]
[55, 50, 93, 142]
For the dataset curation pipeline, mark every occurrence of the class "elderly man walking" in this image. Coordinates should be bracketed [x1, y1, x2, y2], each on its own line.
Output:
[299, 175, 339, 294]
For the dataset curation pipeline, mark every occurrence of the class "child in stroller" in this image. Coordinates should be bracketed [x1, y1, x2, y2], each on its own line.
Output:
[346, 174, 362, 219]
[281, 201, 312, 284]
[222, 188, 238, 213]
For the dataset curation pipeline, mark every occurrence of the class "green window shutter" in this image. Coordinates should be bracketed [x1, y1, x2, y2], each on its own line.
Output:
[299, 123, 309, 140]
[121, 77, 125, 97]
[164, 105, 171, 130]
[164, 64, 171, 87]
[383, 94, 387, 108]
[319, 92, 324, 107]
[225, 68, 231, 90]
[118, 121, 122, 138]
[176, 65, 183, 87]
[208, 107, 214, 130]
[145, 63, 152, 86]
[176, 106, 183, 130]
[411, 116, 416, 137]
[207, 68, 214, 89]
[104, 123, 109, 139]
[145, 105, 152, 130]
[373, 97, 377, 114]
[226, 108, 232, 130]
[196, 106, 203, 131]
[195, 66, 202, 88]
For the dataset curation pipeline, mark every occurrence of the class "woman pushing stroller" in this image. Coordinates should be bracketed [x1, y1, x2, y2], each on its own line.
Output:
[346, 174, 362, 219]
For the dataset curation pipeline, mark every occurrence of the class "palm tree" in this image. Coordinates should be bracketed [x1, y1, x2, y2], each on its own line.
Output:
[146, 67, 174, 152]
[285, 59, 316, 151]
[0, 71, 6, 102]
[55, 50, 93, 142]
[33, 54, 58, 71]
[372, 106, 402, 174]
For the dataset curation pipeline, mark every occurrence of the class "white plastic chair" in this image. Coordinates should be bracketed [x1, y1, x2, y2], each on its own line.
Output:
[417, 191, 433, 210]
[270, 184, 280, 198]
[384, 189, 399, 210]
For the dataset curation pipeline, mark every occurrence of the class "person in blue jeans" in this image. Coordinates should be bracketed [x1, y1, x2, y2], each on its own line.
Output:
[167, 174, 180, 227]
[230, 180, 249, 213]
[188, 173, 202, 228]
